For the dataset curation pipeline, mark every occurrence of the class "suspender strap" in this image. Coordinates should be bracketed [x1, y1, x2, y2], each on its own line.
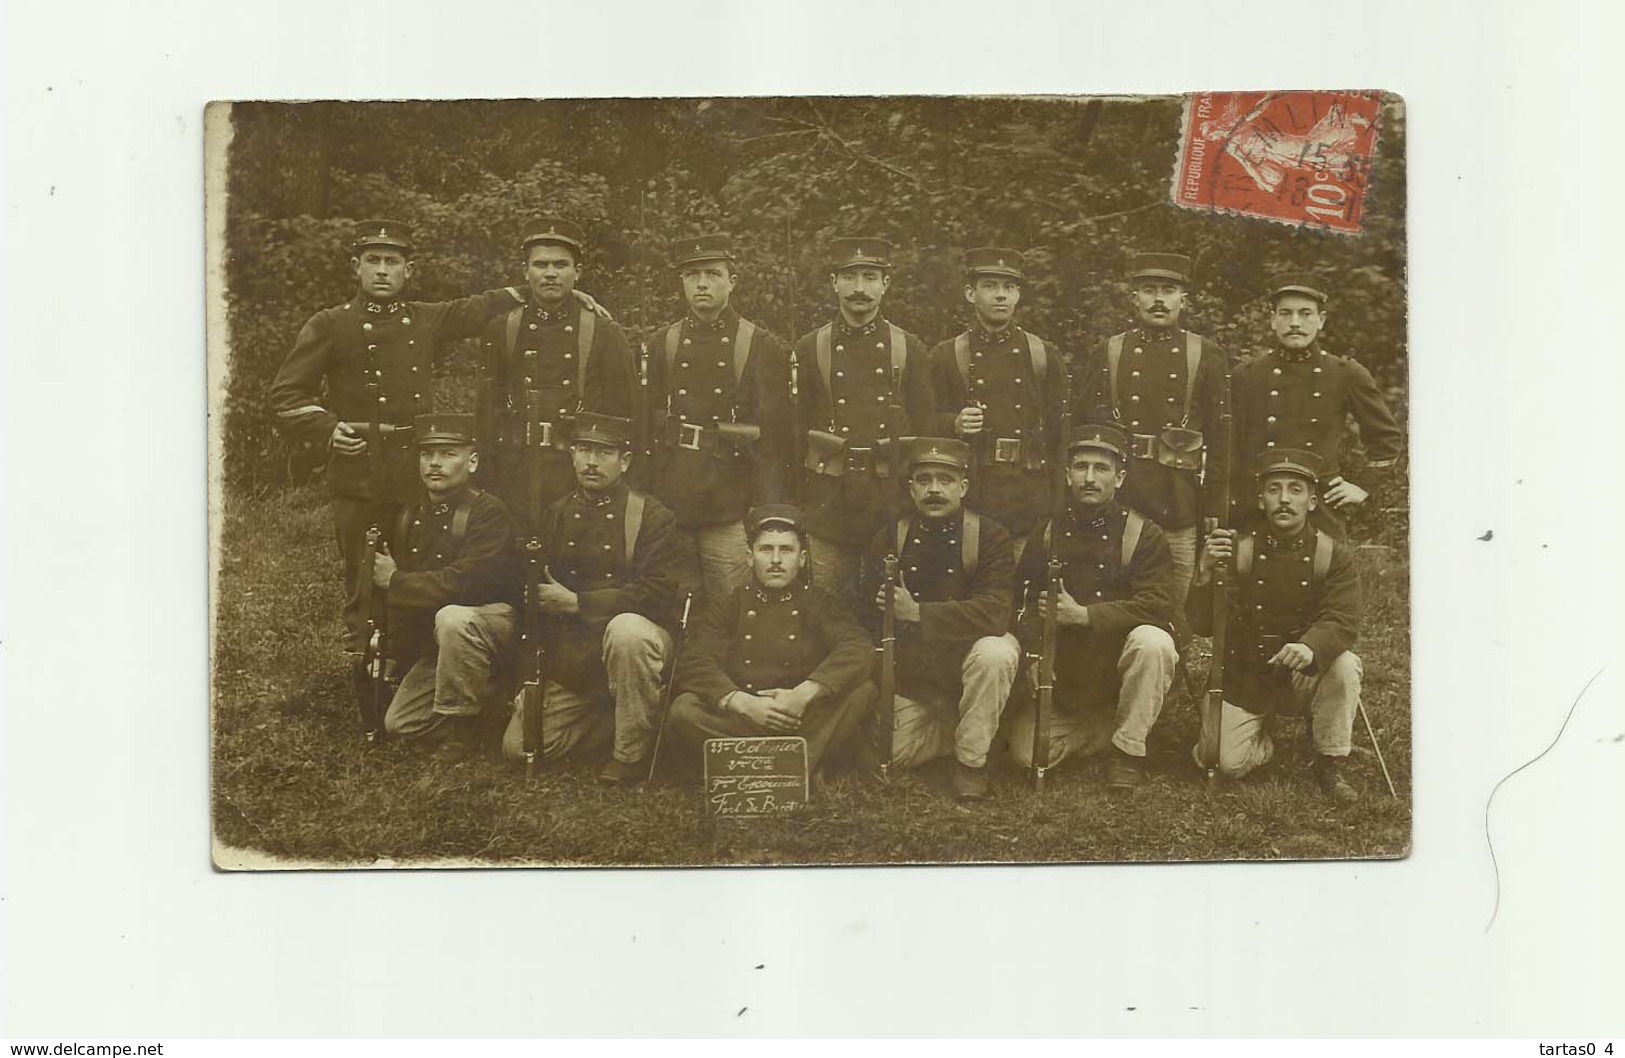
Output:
[953, 332, 971, 390]
[889, 323, 907, 380]
[624, 490, 645, 569]
[1179, 331, 1201, 426]
[664, 323, 681, 376]
[894, 517, 909, 556]
[503, 306, 524, 361]
[450, 490, 476, 546]
[962, 512, 980, 575]
[396, 505, 414, 549]
[733, 319, 755, 385]
[1312, 529, 1333, 587]
[1042, 519, 1052, 555]
[1236, 533, 1255, 579]
[1121, 510, 1144, 569]
[577, 309, 596, 395]
[1026, 332, 1047, 384]
[1106, 333, 1124, 417]
[815, 323, 835, 422]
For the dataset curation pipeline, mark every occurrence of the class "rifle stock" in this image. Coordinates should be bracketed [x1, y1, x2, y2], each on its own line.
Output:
[1031, 555, 1060, 791]
[646, 591, 695, 783]
[1199, 403, 1234, 779]
[877, 366, 904, 781]
[353, 388, 394, 741]
[520, 538, 548, 779]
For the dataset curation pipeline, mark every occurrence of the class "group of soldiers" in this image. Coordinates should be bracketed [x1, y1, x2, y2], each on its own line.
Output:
[267, 216, 1403, 804]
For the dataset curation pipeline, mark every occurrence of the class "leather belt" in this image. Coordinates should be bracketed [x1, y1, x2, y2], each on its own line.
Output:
[846, 446, 876, 473]
[676, 422, 706, 451]
[989, 437, 1024, 464]
[1129, 433, 1159, 459]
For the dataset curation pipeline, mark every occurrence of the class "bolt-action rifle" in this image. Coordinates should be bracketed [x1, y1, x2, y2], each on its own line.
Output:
[351, 387, 396, 741]
[636, 191, 652, 464]
[1199, 395, 1234, 784]
[876, 366, 904, 781]
[1030, 388, 1071, 791]
[785, 217, 803, 503]
[518, 386, 553, 779]
[645, 592, 695, 783]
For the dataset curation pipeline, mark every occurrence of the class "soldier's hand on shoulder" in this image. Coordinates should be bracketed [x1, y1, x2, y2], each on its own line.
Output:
[1323, 476, 1369, 509]
[331, 421, 366, 456]
[1268, 642, 1315, 672]
[572, 289, 615, 321]
[955, 405, 985, 436]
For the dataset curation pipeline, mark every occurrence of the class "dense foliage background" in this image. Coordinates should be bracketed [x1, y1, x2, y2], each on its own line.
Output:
[220, 95, 1407, 537]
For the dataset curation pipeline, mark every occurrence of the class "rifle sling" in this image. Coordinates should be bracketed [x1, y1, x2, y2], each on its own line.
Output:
[894, 511, 980, 576]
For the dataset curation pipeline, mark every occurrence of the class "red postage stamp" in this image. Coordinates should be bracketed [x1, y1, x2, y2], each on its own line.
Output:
[1172, 91, 1384, 234]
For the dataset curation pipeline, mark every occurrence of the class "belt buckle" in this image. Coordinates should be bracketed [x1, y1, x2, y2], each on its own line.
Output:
[677, 422, 705, 451]
[993, 437, 1022, 464]
[1129, 433, 1158, 459]
[527, 420, 554, 448]
[847, 446, 874, 473]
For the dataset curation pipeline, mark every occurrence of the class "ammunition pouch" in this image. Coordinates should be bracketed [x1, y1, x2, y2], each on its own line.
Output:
[804, 429, 848, 476]
[1156, 426, 1205, 471]
[716, 421, 760, 454]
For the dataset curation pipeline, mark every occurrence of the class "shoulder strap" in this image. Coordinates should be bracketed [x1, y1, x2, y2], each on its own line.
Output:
[1312, 529, 1333, 588]
[451, 491, 476, 546]
[1180, 331, 1202, 426]
[1236, 533, 1256, 580]
[1106, 333, 1125, 415]
[815, 323, 834, 421]
[503, 305, 525, 360]
[1042, 518, 1052, 555]
[664, 323, 681, 375]
[624, 490, 646, 569]
[953, 332, 970, 389]
[889, 323, 907, 380]
[733, 318, 755, 385]
[1026, 332, 1047, 384]
[894, 517, 909, 556]
[577, 309, 596, 395]
[962, 512, 980, 575]
[1121, 510, 1144, 569]
[395, 505, 415, 550]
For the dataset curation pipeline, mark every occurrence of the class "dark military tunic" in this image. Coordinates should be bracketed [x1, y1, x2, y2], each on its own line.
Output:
[929, 324, 1068, 536]
[477, 300, 637, 534]
[1073, 326, 1229, 530]
[645, 306, 791, 528]
[386, 486, 521, 667]
[268, 289, 522, 502]
[1186, 526, 1360, 715]
[1230, 341, 1403, 536]
[676, 581, 873, 706]
[793, 316, 935, 547]
[859, 508, 1014, 698]
[533, 483, 684, 697]
[1015, 500, 1175, 711]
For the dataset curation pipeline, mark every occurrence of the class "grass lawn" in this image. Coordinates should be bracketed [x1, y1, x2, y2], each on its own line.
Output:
[212, 483, 1412, 868]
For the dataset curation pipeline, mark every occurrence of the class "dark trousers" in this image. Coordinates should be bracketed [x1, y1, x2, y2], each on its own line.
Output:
[332, 495, 403, 653]
[666, 680, 877, 775]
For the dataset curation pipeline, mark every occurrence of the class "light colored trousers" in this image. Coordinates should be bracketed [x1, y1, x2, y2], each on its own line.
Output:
[1164, 525, 1197, 615]
[691, 522, 750, 603]
[1193, 651, 1362, 778]
[1007, 624, 1177, 765]
[384, 602, 518, 737]
[886, 634, 1021, 769]
[500, 613, 672, 765]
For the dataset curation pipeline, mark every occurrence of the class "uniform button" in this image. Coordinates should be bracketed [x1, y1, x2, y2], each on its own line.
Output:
[566, 541, 576, 547]
[401, 318, 410, 325]
[408, 340, 415, 346]
[683, 338, 692, 345]
[1095, 591, 1104, 598]
[564, 353, 573, 360]
[841, 426, 851, 434]
[523, 376, 532, 384]
[1133, 347, 1143, 354]
[1272, 367, 1282, 376]
[574, 512, 582, 519]
[1166, 396, 1176, 403]
[837, 398, 847, 405]
[413, 393, 421, 400]
[411, 547, 419, 553]
[747, 610, 757, 618]
[835, 344, 844, 352]
[606, 512, 616, 520]
[367, 344, 378, 352]
[411, 366, 418, 373]
[1266, 440, 1276, 447]
[1270, 389, 1279, 397]
[564, 325, 573, 333]
[1267, 415, 1277, 423]
[875, 395, 884, 403]
[714, 387, 724, 395]
[1015, 378, 1023, 385]
[1130, 420, 1140, 427]
[1169, 373, 1178, 380]
[875, 367, 884, 375]
[362, 322, 373, 331]
[1130, 395, 1141, 402]
[1312, 391, 1322, 398]
[529, 323, 538, 330]
[835, 370, 844, 378]
[1301, 580, 1310, 587]
[412, 520, 421, 526]
[947, 568, 956, 574]
[791, 610, 799, 617]
[722, 336, 731, 344]
[563, 379, 571, 386]
[1305, 441, 1316, 448]
[603, 544, 612, 552]
[717, 361, 727, 368]
[1313, 366, 1323, 374]
[678, 388, 687, 395]
[1309, 417, 1320, 424]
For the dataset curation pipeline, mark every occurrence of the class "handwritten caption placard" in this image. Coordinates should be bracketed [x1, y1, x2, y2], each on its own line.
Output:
[703, 737, 809, 817]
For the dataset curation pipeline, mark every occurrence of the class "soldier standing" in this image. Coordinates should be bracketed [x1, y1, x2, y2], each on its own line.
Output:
[1007, 422, 1179, 790]
[374, 414, 521, 762]
[645, 233, 791, 602]
[1189, 449, 1364, 802]
[792, 237, 934, 602]
[665, 505, 876, 779]
[477, 217, 637, 535]
[1231, 275, 1403, 540]
[268, 220, 526, 656]
[498, 413, 687, 784]
[859, 438, 1019, 802]
[929, 247, 1067, 564]
[1074, 252, 1228, 615]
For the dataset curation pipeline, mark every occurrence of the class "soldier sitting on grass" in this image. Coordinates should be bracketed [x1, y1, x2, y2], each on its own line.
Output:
[1189, 448, 1364, 802]
[376, 414, 522, 762]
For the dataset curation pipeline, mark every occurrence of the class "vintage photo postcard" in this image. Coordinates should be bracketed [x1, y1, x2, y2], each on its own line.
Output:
[207, 92, 1410, 869]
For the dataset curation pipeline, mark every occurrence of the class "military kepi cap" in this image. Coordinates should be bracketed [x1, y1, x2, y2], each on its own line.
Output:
[353, 219, 413, 253]
[1270, 273, 1329, 304]
[901, 436, 971, 473]
[672, 232, 736, 269]
[522, 216, 585, 253]
[414, 413, 476, 446]
[1254, 447, 1323, 484]
[829, 236, 893, 271]
[963, 246, 1025, 281]
[571, 412, 634, 449]
[1068, 420, 1129, 461]
[747, 504, 805, 535]
[1130, 252, 1192, 284]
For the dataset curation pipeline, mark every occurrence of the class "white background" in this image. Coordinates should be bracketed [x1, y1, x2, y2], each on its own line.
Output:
[4, 0, 1622, 1039]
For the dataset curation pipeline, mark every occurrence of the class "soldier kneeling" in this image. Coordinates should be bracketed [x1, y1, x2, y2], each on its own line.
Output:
[1189, 449, 1364, 802]
[499, 413, 687, 785]
[665, 505, 876, 781]
[860, 437, 1020, 802]
[378, 414, 522, 761]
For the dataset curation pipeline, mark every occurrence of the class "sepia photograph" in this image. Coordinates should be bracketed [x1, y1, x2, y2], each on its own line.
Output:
[207, 91, 1411, 869]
